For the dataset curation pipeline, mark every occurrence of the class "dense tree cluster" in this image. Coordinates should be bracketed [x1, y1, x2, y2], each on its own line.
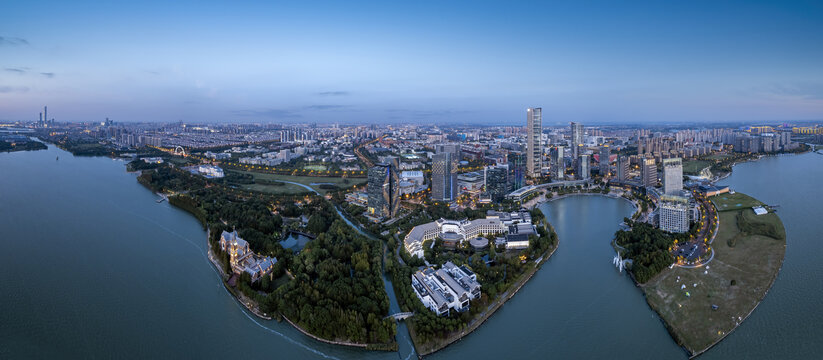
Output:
[614, 220, 684, 283]
[0, 140, 47, 152]
[137, 163, 394, 345]
[269, 221, 395, 344]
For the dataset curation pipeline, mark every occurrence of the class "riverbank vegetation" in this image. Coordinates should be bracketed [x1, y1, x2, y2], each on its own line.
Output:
[38, 134, 119, 157]
[704, 145, 809, 178]
[0, 139, 47, 152]
[615, 220, 694, 283]
[642, 192, 786, 356]
[682, 160, 713, 175]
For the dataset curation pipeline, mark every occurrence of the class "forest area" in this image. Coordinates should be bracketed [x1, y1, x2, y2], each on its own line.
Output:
[135, 163, 395, 346]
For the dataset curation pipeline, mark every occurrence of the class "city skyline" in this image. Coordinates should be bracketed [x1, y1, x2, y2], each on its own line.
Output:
[2, 0, 823, 124]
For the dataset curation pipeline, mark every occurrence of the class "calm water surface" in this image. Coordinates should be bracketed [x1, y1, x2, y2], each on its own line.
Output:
[1, 146, 821, 359]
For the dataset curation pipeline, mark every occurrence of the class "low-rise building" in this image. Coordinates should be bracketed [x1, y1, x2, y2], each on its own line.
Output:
[345, 191, 369, 207]
[457, 172, 484, 195]
[404, 210, 536, 258]
[142, 157, 164, 164]
[411, 261, 481, 316]
[219, 231, 277, 282]
[197, 165, 225, 178]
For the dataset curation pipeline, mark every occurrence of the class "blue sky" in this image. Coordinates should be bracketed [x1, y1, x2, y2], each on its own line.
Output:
[1, 0, 822, 124]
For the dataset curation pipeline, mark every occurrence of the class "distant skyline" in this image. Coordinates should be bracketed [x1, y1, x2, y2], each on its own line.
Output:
[2, 0, 823, 124]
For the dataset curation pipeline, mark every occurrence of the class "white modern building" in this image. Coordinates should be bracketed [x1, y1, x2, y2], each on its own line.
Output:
[659, 197, 690, 233]
[404, 210, 536, 258]
[527, 108, 543, 177]
[197, 165, 225, 178]
[411, 261, 481, 316]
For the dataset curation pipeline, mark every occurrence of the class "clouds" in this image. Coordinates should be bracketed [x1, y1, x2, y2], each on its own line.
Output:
[3, 67, 55, 78]
[316, 91, 350, 96]
[304, 104, 347, 110]
[0, 86, 30, 93]
[767, 82, 823, 100]
[385, 108, 471, 120]
[0, 36, 28, 46]
[233, 108, 302, 119]
[232, 103, 351, 120]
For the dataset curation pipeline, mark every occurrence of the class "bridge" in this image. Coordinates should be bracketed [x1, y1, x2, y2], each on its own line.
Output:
[385, 312, 414, 321]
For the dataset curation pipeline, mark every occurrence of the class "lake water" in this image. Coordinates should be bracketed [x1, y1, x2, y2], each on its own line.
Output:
[281, 233, 312, 252]
[1, 145, 821, 359]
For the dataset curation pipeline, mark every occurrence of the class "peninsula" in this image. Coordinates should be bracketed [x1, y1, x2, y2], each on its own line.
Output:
[642, 191, 786, 357]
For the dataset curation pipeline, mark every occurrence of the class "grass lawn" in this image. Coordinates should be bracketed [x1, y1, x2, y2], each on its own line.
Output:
[271, 274, 291, 290]
[642, 195, 786, 355]
[303, 164, 327, 171]
[712, 192, 764, 212]
[683, 160, 713, 175]
[705, 154, 732, 161]
[232, 169, 365, 194]
[242, 182, 312, 195]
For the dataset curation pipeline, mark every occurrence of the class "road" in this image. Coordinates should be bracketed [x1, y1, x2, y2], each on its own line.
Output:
[672, 188, 718, 266]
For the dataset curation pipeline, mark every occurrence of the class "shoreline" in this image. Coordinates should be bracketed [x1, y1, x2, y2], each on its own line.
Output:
[204, 231, 390, 350]
[639, 193, 787, 358]
[712, 148, 811, 183]
[688, 255, 784, 359]
[418, 237, 559, 357]
[281, 316, 370, 349]
[204, 235, 272, 321]
[416, 194, 631, 356]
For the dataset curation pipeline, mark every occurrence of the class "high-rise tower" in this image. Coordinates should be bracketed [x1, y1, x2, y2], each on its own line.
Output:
[599, 146, 610, 177]
[662, 158, 683, 195]
[616, 155, 629, 182]
[641, 158, 657, 188]
[578, 154, 590, 180]
[552, 146, 565, 180]
[431, 152, 458, 202]
[367, 157, 400, 218]
[526, 108, 543, 178]
[570, 122, 584, 159]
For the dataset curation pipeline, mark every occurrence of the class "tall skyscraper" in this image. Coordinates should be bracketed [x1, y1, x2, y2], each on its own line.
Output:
[507, 152, 526, 191]
[641, 158, 657, 188]
[616, 155, 629, 182]
[431, 152, 458, 202]
[662, 158, 683, 195]
[599, 146, 610, 177]
[577, 154, 590, 180]
[570, 122, 584, 159]
[367, 157, 400, 218]
[526, 107, 542, 178]
[484, 166, 509, 202]
[435, 144, 461, 159]
[552, 146, 565, 180]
